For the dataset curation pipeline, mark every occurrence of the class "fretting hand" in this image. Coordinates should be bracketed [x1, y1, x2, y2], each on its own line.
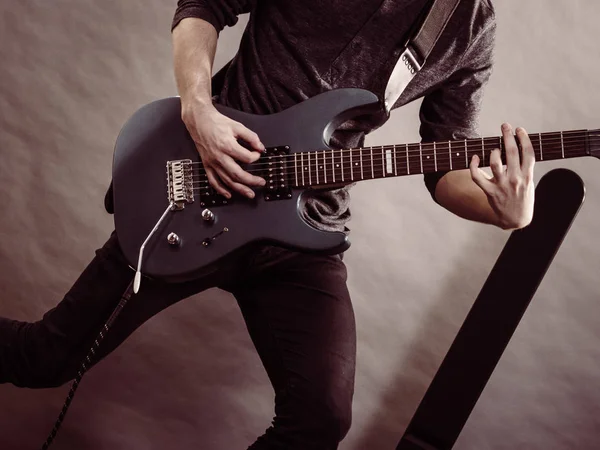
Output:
[469, 123, 536, 230]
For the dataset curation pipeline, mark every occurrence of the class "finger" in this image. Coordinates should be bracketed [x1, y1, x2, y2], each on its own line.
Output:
[516, 126, 535, 179]
[228, 140, 263, 164]
[205, 166, 232, 199]
[233, 123, 265, 153]
[502, 123, 520, 175]
[489, 148, 505, 181]
[216, 164, 257, 199]
[221, 157, 266, 187]
[470, 155, 495, 193]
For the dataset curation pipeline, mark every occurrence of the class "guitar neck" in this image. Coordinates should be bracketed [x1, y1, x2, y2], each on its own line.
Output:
[290, 129, 595, 188]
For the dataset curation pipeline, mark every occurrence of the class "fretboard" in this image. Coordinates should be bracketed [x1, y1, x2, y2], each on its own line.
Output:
[289, 129, 592, 188]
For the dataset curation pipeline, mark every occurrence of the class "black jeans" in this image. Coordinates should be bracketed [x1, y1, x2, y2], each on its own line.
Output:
[0, 231, 356, 449]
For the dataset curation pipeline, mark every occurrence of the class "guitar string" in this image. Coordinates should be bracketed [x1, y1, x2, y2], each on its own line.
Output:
[187, 147, 587, 191]
[172, 133, 595, 190]
[187, 134, 594, 164]
[184, 134, 596, 171]
[186, 143, 589, 178]
[187, 143, 593, 178]
[182, 132, 593, 158]
[186, 145, 588, 182]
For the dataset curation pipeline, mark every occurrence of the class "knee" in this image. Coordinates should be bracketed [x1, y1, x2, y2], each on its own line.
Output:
[1, 320, 78, 388]
[287, 378, 354, 444]
[316, 395, 353, 443]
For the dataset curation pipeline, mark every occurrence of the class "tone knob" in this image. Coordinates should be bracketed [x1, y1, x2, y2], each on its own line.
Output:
[167, 232, 181, 246]
[202, 209, 215, 222]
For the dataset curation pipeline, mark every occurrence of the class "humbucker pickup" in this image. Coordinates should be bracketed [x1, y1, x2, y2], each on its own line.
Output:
[263, 146, 292, 201]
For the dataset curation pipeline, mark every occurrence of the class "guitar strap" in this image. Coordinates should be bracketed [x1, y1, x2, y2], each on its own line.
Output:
[384, 0, 462, 112]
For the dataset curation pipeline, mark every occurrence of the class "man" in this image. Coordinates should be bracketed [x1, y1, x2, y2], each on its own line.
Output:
[0, 1, 535, 449]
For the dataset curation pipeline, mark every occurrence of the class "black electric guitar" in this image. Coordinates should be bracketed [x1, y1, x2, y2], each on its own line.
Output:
[110, 88, 599, 286]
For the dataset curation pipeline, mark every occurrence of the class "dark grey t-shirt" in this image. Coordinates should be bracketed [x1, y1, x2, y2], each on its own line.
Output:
[172, 0, 496, 232]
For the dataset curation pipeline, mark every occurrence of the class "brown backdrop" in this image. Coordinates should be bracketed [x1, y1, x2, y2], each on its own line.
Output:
[1, 1, 599, 449]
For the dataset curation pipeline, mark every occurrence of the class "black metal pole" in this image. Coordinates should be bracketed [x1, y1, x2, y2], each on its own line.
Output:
[397, 168, 586, 450]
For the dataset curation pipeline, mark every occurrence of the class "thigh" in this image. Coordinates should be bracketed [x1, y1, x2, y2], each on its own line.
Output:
[42, 231, 222, 375]
[231, 247, 356, 414]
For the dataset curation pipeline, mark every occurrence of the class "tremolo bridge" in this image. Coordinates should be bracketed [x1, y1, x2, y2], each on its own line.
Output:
[167, 159, 194, 210]
[166, 146, 293, 208]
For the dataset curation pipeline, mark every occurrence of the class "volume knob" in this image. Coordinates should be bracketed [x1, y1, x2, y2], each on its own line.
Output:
[202, 209, 215, 222]
[167, 232, 181, 247]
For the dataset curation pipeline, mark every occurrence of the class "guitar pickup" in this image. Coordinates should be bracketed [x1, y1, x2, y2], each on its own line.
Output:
[263, 146, 292, 201]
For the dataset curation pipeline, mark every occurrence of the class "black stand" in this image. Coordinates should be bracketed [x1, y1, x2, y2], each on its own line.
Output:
[396, 169, 586, 450]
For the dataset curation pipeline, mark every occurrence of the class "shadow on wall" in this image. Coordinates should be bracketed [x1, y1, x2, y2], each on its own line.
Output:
[351, 229, 502, 450]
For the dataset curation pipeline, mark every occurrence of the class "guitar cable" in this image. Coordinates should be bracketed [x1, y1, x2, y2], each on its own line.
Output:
[40, 280, 135, 449]
[40, 202, 174, 448]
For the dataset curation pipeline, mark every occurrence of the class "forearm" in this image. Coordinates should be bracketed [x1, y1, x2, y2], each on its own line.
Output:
[434, 169, 501, 227]
[172, 17, 218, 112]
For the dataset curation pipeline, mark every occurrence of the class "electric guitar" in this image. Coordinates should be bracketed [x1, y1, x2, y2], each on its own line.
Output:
[110, 88, 599, 285]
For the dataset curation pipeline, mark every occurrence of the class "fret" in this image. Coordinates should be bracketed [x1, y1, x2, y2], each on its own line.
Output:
[349, 148, 354, 181]
[365, 147, 375, 180]
[436, 141, 452, 172]
[314, 151, 319, 185]
[560, 131, 565, 158]
[529, 133, 540, 162]
[483, 137, 498, 165]
[422, 143, 436, 174]
[483, 137, 495, 165]
[433, 142, 438, 172]
[360, 148, 364, 180]
[464, 139, 468, 168]
[539, 132, 543, 160]
[468, 137, 485, 168]
[329, 150, 334, 183]
[481, 137, 485, 166]
[334, 149, 343, 182]
[406, 144, 410, 175]
[318, 152, 323, 184]
[294, 153, 299, 186]
[393, 145, 398, 176]
[419, 142, 424, 173]
[450, 140, 464, 171]
[372, 146, 384, 179]
[340, 149, 344, 182]
[543, 132, 561, 161]
[380, 146, 392, 178]
[321, 151, 327, 184]
[307, 152, 312, 185]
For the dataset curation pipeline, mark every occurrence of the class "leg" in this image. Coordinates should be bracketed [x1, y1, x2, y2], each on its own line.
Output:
[229, 246, 356, 450]
[0, 231, 221, 388]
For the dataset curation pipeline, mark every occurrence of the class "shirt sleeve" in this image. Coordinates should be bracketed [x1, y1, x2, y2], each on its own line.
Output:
[420, 19, 496, 202]
[171, 0, 255, 33]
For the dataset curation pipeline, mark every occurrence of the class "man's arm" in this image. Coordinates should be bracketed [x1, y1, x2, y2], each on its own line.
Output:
[421, 19, 535, 230]
[172, 2, 265, 199]
[172, 17, 217, 112]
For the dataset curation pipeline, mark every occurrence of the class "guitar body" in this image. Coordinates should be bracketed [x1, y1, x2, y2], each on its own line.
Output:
[112, 88, 381, 281]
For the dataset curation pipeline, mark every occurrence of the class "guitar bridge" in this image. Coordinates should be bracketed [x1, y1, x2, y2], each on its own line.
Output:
[167, 159, 194, 210]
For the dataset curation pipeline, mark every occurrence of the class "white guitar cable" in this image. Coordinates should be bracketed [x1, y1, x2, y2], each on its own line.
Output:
[134, 202, 175, 293]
